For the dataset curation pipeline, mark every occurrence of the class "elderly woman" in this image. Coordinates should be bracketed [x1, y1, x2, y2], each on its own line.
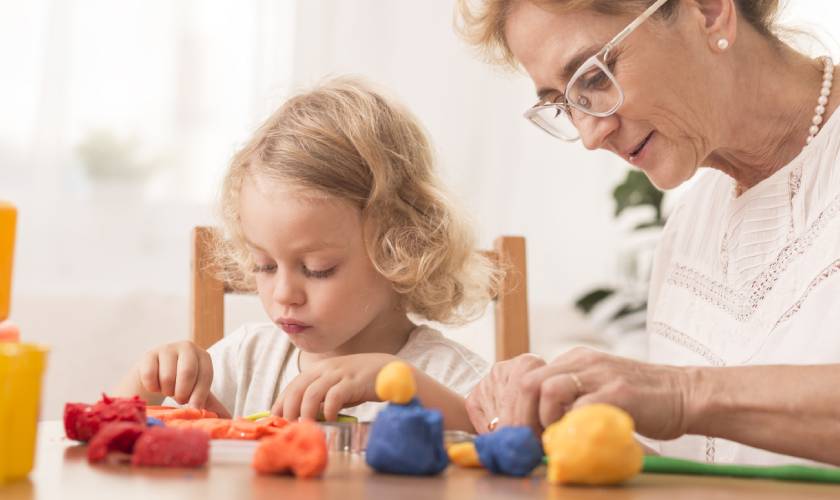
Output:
[457, 0, 840, 466]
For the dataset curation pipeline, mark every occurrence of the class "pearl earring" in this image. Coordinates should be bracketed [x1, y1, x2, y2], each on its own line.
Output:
[717, 38, 729, 50]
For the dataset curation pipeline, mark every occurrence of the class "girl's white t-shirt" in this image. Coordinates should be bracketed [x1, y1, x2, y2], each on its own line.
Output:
[202, 323, 489, 421]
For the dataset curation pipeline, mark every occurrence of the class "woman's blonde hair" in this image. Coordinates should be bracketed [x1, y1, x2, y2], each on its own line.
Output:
[455, 0, 782, 68]
[218, 76, 503, 325]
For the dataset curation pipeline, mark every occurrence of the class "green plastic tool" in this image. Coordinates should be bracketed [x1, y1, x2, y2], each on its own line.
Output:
[539, 455, 840, 484]
[641, 455, 840, 484]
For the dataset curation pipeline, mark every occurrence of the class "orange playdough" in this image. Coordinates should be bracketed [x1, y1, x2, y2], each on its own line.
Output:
[252, 420, 327, 478]
[167, 416, 287, 440]
[145, 406, 219, 422]
[145, 406, 288, 440]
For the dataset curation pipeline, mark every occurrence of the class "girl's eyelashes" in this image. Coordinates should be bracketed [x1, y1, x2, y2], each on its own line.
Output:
[302, 265, 336, 279]
[252, 263, 277, 274]
[252, 260, 337, 278]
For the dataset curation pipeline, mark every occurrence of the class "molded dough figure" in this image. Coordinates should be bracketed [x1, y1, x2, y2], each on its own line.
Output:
[542, 404, 643, 485]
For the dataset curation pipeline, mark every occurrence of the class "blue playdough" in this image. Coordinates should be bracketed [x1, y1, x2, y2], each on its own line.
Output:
[146, 417, 164, 428]
[365, 399, 448, 475]
[475, 426, 543, 477]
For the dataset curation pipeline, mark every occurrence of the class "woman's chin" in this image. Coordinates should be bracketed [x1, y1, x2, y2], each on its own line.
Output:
[642, 161, 695, 191]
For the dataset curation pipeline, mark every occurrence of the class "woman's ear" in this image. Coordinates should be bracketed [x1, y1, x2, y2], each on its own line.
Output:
[687, 0, 737, 53]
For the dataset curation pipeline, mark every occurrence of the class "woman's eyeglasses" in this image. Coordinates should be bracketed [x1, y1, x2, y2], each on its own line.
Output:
[523, 0, 671, 141]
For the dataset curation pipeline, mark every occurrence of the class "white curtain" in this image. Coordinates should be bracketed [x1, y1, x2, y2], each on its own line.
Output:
[1, 0, 297, 297]
[2, 0, 839, 419]
[0, 0, 298, 418]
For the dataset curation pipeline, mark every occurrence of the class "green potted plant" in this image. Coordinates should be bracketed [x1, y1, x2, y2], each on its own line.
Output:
[575, 170, 665, 335]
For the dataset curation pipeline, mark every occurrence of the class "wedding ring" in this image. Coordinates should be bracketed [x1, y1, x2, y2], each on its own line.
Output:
[569, 373, 584, 396]
[487, 416, 500, 432]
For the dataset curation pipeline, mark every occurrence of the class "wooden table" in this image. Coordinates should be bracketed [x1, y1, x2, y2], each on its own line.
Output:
[4, 422, 840, 500]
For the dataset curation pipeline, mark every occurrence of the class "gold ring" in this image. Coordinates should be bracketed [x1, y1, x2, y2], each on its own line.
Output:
[569, 373, 584, 395]
[487, 416, 500, 432]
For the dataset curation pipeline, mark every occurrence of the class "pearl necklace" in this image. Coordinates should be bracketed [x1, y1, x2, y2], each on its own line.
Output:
[806, 56, 835, 147]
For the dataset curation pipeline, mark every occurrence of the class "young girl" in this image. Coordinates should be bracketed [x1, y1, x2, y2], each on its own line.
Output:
[116, 77, 502, 431]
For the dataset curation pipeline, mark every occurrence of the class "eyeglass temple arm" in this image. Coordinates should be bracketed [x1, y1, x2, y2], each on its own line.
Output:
[603, 0, 670, 56]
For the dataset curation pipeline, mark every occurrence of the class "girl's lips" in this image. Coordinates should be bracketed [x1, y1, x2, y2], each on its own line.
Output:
[277, 320, 311, 334]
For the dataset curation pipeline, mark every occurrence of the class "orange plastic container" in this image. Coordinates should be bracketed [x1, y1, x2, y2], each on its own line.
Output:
[0, 201, 16, 322]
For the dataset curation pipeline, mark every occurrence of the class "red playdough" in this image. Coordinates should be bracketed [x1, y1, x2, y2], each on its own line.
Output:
[252, 421, 327, 478]
[131, 427, 209, 468]
[64, 394, 146, 442]
[87, 422, 146, 463]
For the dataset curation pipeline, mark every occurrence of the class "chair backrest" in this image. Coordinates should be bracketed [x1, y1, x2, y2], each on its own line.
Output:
[190, 226, 529, 362]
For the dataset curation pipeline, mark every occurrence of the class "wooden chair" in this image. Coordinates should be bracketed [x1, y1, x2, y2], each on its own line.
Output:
[190, 226, 530, 362]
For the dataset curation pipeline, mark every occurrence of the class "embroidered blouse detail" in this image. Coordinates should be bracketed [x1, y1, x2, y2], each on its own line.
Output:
[645, 108, 840, 466]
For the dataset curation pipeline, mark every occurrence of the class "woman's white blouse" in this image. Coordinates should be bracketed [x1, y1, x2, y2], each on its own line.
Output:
[646, 109, 840, 465]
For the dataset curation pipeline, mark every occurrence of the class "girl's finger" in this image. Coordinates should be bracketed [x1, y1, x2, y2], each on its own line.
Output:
[157, 350, 179, 397]
[322, 380, 352, 422]
[174, 346, 201, 404]
[277, 372, 318, 421]
[187, 350, 214, 409]
[138, 351, 161, 393]
[204, 393, 232, 419]
[299, 375, 339, 421]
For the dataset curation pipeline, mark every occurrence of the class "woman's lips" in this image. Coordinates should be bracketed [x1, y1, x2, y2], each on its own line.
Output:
[628, 132, 654, 166]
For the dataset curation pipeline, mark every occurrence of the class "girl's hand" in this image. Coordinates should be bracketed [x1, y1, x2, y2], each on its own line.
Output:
[119, 340, 230, 418]
[272, 353, 398, 421]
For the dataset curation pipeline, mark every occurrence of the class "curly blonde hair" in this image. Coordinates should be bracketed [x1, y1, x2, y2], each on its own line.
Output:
[218, 76, 503, 325]
[455, 0, 782, 68]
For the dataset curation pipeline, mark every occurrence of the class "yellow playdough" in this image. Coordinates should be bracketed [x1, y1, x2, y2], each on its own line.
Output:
[375, 360, 416, 404]
[542, 404, 643, 486]
[447, 442, 482, 468]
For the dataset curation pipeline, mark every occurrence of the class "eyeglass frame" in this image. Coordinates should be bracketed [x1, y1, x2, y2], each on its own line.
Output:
[523, 0, 671, 141]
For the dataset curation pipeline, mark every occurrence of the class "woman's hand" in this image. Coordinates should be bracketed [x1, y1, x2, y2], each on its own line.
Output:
[519, 347, 692, 439]
[272, 353, 398, 421]
[465, 353, 547, 433]
[467, 348, 692, 439]
[116, 340, 230, 418]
